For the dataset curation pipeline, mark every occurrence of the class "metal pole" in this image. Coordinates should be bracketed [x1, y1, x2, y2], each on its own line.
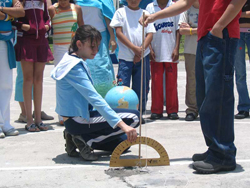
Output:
[139, 12, 145, 160]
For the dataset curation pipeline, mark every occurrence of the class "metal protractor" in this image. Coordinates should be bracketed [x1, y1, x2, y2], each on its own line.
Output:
[110, 136, 170, 167]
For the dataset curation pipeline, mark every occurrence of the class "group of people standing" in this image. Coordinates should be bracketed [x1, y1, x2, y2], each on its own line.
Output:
[0, 0, 250, 174]
[0, 0, 118, 136]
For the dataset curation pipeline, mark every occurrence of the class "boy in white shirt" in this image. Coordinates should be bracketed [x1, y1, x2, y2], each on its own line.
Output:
[146, 0, 181, 120]
[110, 0, 156, 118]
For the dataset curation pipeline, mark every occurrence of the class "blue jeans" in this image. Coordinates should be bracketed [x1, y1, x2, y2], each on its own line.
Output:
[235, 32, 250, 112]
[117, 55, 150, 112]
[195, 29, 238, 166]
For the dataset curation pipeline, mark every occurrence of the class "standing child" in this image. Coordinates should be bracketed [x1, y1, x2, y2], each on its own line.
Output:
[178, 0, 199, 121]
[146, 0, 181, 120]
[14, 0, 54, 132]
[15, 61, 54, 123]
[76, 0, 117, 98]
[51, 25, 139, 160]
[0, 0, 25, 138]
[48, 0, 84, 125]
[110, 0, 155, 119]
[234, 0, 250, 119]
[49, 0, 84, 67]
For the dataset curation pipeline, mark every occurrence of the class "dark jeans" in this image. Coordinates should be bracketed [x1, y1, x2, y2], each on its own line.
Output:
[195, 29, 238, 166]
[235, 32, 250, 112]
[117, 55, 150, 112]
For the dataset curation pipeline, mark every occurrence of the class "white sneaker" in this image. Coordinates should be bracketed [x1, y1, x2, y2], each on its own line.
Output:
[5, 128, 19, 136]
[0, 132, 5, 138]
[0, 128, 5, 138]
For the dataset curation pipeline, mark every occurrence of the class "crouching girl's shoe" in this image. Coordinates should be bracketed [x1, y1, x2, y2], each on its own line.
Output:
[63, 129, 79, 157]
[72, 135, 99, 161]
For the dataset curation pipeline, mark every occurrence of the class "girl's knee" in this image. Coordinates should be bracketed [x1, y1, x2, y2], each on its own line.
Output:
[33, 76, 43, 85]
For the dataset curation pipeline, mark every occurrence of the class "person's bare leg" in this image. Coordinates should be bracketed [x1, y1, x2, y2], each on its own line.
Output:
[19, 102, 26, 117]
[21, 60, 34, 127]
[33, 62, 46, 125]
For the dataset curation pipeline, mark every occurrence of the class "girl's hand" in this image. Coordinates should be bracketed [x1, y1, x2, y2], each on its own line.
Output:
[45, 25, 50, 32]
[21, 24, 30, 31]
[117, 121, 137, 142]
[124, 126, 137, 142]
[109, 37, 117, 53]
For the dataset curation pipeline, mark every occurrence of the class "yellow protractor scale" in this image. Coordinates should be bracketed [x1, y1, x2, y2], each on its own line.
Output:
[110, 136, 170, 167]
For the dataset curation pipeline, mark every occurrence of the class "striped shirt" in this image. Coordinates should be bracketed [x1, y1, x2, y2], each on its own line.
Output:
[52, 3, 78, 45]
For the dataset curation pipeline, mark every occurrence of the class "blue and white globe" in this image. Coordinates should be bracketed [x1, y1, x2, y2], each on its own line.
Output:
[105, 86, 139, 110]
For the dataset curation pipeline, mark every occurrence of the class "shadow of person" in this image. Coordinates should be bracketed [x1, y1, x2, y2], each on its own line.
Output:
[52, 150, 129, 167]
[52, 149, 137, 167]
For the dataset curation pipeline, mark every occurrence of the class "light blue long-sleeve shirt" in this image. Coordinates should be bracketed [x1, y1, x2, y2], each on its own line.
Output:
[51, 53, 121, 128]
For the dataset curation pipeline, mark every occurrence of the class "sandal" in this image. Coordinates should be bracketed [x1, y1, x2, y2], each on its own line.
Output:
[25, 124, 40, 132]
[37, 122, 48, 131]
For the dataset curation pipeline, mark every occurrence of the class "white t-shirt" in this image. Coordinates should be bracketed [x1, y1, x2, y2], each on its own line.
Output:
[110, 6, 156, 61]
[146, 0, 180, 63]
[81, 6, 106, 32]
[178, 6, 199, 55]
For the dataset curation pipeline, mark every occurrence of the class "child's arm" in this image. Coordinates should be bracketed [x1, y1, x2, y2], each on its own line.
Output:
[211, 0, 247, 38]
[141, 0, 195, 26]
[179, 23, 198, 35]
[0, 0, 25, 18]
[241, 11, 250, 18]
[115, 27, 142, 57]
[144, 33, 153, 50]
[75, 5, 84, 27]
[149, 44, 156, 62]
[44, 0, 51, 31]
[105, 17, 117, 53]
[172, 30, 181, 62]
[47, 0, 52, 7]
[48, 5, 55, 20]
[0, 12, 5, 20]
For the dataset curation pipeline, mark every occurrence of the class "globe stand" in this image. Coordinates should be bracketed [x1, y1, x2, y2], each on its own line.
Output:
[109, 13, 170, 168]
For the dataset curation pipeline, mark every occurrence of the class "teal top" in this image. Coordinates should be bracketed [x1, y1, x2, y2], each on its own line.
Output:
[76, 0, 118, 59]
[0, 0, 13, 31]
[75, 0, 115, 22]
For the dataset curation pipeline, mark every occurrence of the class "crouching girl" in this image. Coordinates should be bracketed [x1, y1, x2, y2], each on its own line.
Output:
[51, 25, 140, 161]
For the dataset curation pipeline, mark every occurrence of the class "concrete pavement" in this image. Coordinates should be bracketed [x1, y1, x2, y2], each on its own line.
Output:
[0, 62, 250, 188]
